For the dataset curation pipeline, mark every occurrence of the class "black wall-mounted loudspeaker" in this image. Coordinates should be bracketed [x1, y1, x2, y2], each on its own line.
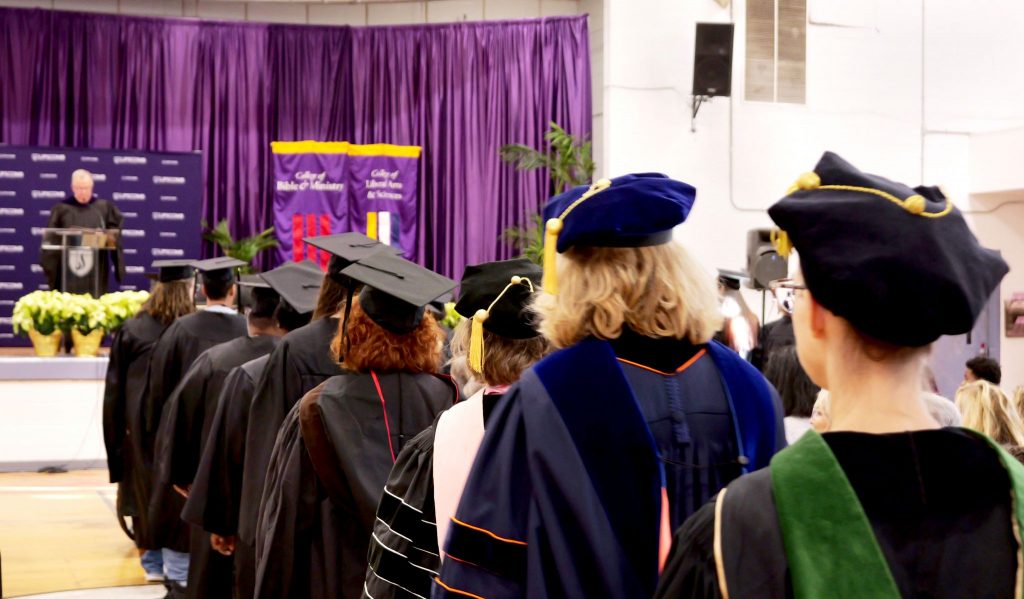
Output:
[693, 23, 735, 97]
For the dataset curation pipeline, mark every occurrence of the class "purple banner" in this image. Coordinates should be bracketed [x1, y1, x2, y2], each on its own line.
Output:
[272, 142, 420, 265]
[0, 145, 203, 346]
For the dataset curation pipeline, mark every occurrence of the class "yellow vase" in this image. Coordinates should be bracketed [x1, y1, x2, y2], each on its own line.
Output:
[28, 329, 62, 357]
[71, 329, 104, 358]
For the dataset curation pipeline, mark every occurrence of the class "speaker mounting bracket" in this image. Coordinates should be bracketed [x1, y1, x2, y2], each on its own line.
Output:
[691, 95, 711, 132]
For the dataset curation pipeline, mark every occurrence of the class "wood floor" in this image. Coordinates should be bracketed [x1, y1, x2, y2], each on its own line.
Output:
[0, 469, 149, 597]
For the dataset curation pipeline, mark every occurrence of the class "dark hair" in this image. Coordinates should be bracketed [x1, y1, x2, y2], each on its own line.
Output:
[966, 356, 1002, 385]
[248, 287, 280, 320]
[143, 280, 195, 325]
[202, 275, 234, 301]
[313, 275, 355, 321]
[275, 302, 311, 332]
[764, 346, 820, 418]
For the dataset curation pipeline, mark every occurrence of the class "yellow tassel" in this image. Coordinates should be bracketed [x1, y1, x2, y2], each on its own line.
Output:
[542, 218, 562, 294]
[771, 229, 793, 259]
[469, 309, 488, 373]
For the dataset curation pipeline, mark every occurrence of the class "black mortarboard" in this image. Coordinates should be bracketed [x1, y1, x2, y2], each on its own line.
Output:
[718, 269, 748, 291]
[303, 233, 401, 283]
[455, 259, 542, 339]
[455, 259, 543, 373]
[769, 151, 1009, 347]
[258, 260, 324, 315]
[540, 173, 696, 292]
[151, 259, 195, 283]
[340, 252, 456, 334]
[193, 256, 246, 284]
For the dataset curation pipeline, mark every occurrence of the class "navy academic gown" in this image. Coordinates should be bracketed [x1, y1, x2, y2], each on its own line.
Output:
[434, 337, 784, 599]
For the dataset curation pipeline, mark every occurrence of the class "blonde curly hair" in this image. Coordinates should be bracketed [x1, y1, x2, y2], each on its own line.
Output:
[532, 241, 722, 349]
[956, 380, 1024, 446]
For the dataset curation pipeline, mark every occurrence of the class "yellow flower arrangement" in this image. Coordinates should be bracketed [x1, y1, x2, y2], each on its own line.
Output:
[12, 289, 150, 336]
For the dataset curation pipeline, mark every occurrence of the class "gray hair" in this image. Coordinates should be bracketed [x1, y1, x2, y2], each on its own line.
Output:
[71, 169, 93, 183]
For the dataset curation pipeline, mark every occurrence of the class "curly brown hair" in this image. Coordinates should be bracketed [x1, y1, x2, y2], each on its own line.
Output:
[333, 298, 444, 374]
[143, 280, 195, 325]
[313, 276, 354, 321]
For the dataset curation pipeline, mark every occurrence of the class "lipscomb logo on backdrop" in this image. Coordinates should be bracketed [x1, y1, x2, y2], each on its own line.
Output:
[153, 176, 186, 185]
[121, 176, 139, 182]
[39, 173, 58, 180]
[0, 208, 25, 216]
[161, 159, 179, 166]
[0, 283, 21, 291]
[31, 153, 65, 162]
[30, 264, 43, 273]
[92, 173, 107, 182]
[159, 232, 177, 238]
[0, 153, 16, 160]
[0, 246, 24, 254]
[0, 266, 14, 271]
[113, 192, 146, 201]
[0, 228, 16, 234]
[153, 212, 185, 221]
[124, 249, 137, 255]
[122, 212, 138, 218]
[0, 191, 16, 197]
[152, 248, 185, 257]
[126, 266, 146, 274]
[80, 156, 99, 163]
[0, 171, 25, 179]
[160, 196, 178, 202]
[31, 190, 64, 199]
[114, 156, 147, 165]
[122, 229, 146, 238]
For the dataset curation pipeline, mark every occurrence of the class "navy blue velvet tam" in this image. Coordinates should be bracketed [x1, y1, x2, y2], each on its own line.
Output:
[542, 173, 696, 253]
[768, 151, 1009, 347]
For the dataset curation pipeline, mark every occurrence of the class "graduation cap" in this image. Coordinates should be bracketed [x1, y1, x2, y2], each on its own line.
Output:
[258, 260, 324, 315]
[454, 258, 543, 373]
[340, 252, 456, 335]
[151, 259, 195, 283]
[303, 233, 401, 284]
[717, 269, 748, 291]
[768, 151, 1009, 347]
[541, 173, 696, 293]
[193, 256, 247, 284]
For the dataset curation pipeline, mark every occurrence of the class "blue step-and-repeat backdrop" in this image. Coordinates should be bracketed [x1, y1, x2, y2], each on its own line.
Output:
[0, 145, 203, 346]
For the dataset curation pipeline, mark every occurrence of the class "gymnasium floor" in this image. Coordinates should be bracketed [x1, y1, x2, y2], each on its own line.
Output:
[0, 469, 160, 597]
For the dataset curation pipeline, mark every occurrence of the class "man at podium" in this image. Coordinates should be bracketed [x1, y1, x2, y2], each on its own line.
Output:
[40, 169, 125, 295]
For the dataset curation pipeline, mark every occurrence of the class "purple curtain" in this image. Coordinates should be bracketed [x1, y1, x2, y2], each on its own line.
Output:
[0, 8, 591, 277]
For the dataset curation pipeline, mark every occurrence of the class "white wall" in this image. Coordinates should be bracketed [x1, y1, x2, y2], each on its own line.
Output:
[602, 0, 1024, 391]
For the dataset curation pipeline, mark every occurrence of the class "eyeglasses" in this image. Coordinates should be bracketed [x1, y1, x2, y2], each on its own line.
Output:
[768, 278, 807, 314]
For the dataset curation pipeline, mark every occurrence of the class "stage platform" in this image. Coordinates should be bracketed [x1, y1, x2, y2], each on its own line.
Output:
[0, 355, 108, 472]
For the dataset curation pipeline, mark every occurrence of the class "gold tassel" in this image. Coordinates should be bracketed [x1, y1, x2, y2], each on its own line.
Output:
[770, 229, 793, 259]
[469, 309, 488, 373]
[542, 218, 562, 294]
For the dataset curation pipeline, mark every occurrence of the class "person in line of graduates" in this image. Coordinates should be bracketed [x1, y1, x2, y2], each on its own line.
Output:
[654, 152, 1013, 599]
[363, 259, 550, 599]
[144, 257, 248, 595]
[956, 379, 1024, 448]
[435, 174, 785, 599]
[253, 252, 459, 599]
[103, 260, 197, 583]
[237, 233, 397, 599]
[181, 261, 322, 599]
[152, 261, 321, 599]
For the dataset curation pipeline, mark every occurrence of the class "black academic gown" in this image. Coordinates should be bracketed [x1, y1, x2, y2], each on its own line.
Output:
[237, 316, 341, 596]
[41, 196, 124, 294]
[152, 335, 279, 599]
[254, 372, 458, 599]
[144, 309, 247, 552]
[102, 311, 169, 549]
[654, 429, 1018, 599]
[183, 354, 270, 599]
[363, 392, 502, 599]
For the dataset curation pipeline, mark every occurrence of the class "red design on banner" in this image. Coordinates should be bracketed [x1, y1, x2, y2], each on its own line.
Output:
[306, 215, 318, 264]
[292, 214, 305, 262]
[318, 214, 331, 269]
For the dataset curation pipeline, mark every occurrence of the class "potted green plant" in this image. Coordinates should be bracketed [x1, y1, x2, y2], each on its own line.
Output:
[202, 220, 278, 273]
[100, 290, 151, 332]
[63, 293, 107, 357]
[12, 290, 65, 356]
[500, 122, 596, 264]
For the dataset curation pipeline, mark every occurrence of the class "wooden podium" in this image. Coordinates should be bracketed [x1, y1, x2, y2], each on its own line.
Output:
[40, 227, 119, 297]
